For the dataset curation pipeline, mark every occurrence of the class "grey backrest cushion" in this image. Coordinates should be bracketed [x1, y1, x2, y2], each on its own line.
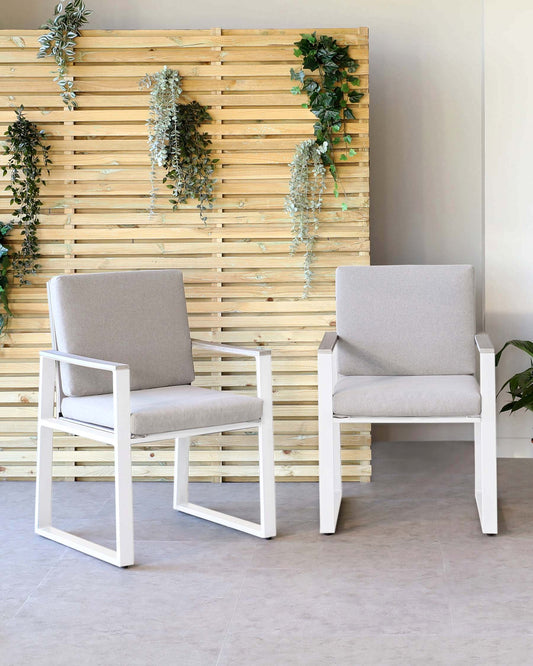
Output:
[48, 270, 195, 397]
[336, 265, 476, 376]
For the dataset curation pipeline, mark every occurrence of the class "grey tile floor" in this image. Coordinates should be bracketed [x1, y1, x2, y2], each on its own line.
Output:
[3, 441, 533, 665]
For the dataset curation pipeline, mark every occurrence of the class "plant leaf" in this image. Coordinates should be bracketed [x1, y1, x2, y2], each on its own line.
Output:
[496, 340, 533, 366]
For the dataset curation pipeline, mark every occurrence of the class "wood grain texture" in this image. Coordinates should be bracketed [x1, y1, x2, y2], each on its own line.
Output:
[0, 28, 370, 482]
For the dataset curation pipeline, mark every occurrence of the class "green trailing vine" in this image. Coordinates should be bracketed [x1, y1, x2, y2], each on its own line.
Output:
[140, 67, 217, 223]
[140, 67, 183, 215]
[37, 0, 92, 110]
[290, 32, 364, 186]
[3, 107, 51, 285]
[0, 223, 12, 337]
[286, 140, 326, 297]
[166, 101, 217, 224]
[286, 32, 364, 295]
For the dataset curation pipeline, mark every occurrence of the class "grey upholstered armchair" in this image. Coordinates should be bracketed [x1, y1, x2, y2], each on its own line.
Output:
[35, 270, 276, 566]
[318, 265, 497, 535]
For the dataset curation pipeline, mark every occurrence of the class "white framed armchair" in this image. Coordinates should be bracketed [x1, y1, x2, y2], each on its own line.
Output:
[35, 270, 276, 567]
[318, 265, 497, 536]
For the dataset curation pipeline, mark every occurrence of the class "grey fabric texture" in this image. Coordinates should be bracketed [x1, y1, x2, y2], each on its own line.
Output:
[48, 270, 195, 397]
[333, 374, 481, 417]
[61, 385, 263, 436]
[336, 265, 476, 376]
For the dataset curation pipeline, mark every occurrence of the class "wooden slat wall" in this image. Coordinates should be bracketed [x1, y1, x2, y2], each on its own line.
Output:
[0, 28, 370, 482]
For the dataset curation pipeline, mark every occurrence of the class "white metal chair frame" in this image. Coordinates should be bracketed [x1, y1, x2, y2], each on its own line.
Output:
[35, 340, 276, 567]
[318, 331, 498, 536]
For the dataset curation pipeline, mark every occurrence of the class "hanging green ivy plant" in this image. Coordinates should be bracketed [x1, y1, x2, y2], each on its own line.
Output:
[3, 107, 51, 285]
[140, 67, 217, 223]
[37, 0, 92, 110]
[0, 223, 12, 337]
[290, 32, 363, 187]
[287, 32, 364, 295]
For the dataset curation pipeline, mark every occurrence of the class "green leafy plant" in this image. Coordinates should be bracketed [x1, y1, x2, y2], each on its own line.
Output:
[165, 101, 217, 224]
[140, 66, 183, 215]
[3, 107, 51, 285]
[287, 32, 364, 295]
[496, 340, 533, 414]
[37, 0, 92, 110]
[0, 223, 12, 337]
[285, 139, 326, 296]
[140, 67, 217, 223]
[290, 32, 363, 193]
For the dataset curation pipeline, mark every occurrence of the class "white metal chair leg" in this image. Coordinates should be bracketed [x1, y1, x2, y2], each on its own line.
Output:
[35, 353, 55, 531]
[173, 436, 190, 509]
[35, 424, 53, 531]
[474, 421, 481, 496]
[35, 439, 135, 567]
[257, 404, 276, 538]
[173, 353, 276, 539]
[318, 335, 341, 535]
[475, 340, 498, 535]
[319, 414, 342, 534]
[475, 417, 498, 535]
[114, 438, 134, 567]
[35, 359, 135, 567]
[333, 421, 342, 498]
[173, 424, 275, 537]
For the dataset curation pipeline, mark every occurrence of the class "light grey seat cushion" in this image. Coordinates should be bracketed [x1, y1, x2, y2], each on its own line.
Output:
[48, 270, 195, 397]
[61, 385, 263, 436]
[333, 375, 481, 418]
[336, 265, 476, 376]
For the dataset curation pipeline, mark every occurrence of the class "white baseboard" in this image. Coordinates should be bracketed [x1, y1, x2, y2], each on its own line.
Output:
[498, 437, 533, 458]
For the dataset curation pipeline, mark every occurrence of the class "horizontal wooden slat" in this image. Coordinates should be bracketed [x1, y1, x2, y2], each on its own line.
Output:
[0, 27, 370, 482]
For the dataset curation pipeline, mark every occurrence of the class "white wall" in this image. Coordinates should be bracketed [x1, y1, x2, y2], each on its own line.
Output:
[485, 0, 533, 457]
[3, 0, 486, 443]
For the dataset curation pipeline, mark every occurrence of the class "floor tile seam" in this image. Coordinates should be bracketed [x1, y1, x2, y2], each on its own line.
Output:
[95, 497, 114, 516]
[436, 538, 456, 632]
[214, 556, 251, 666]
[11, 548, 68, 619]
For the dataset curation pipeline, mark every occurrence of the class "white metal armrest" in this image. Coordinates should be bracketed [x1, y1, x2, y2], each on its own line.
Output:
[39, 350, 131, 445]
[318, 331, 338, 354]
[192, 339, 270, 358]
[191, 339, 271, 401]
[40, 349, 129, 373]
[475, 333, 495, 354]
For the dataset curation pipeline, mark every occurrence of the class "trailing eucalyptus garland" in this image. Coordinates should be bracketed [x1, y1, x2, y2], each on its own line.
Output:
[140, 67, 217, 223]
[140, 67, 183, 215]
[37, 0, 92, 110]
[286, 32, 364, 295]
[0, 223, 12, 337]
[286, 140, 326, 297]
[3, 107, 51, 285]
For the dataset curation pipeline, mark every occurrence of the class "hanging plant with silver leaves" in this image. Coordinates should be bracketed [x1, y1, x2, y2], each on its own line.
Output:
[37, 0, 92, 110]
[285, 139, 326, 297]
[140, 66, 217, 223]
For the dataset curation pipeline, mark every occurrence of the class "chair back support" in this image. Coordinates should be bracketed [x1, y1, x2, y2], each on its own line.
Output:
[336, 265, 476, 376]
[48, 270, 195, 397]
